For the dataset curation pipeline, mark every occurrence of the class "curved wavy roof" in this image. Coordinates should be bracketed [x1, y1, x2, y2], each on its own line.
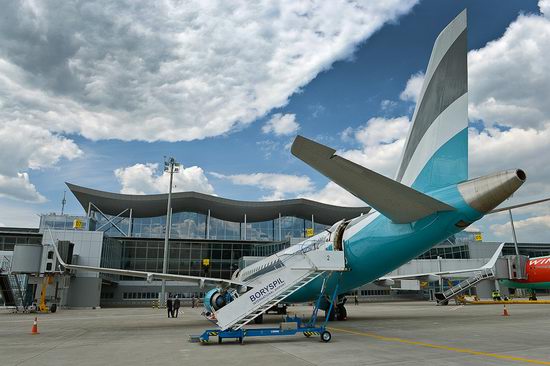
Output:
[67, 183, 370, 224]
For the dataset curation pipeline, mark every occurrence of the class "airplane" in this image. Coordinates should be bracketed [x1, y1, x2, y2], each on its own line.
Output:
[52, 10, 532, 324]
[500, 255, 550, 297]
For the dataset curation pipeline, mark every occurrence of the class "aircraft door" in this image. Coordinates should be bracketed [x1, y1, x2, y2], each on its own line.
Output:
[333, 220, 350, 251]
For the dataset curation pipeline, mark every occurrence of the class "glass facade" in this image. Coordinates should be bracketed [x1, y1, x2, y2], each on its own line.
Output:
[90, 209, 329, 241]
[106, 238, 290, 280]
[417, 244, 470, 259]
[39, 214, 88, 232]
[0, 229, 41, 251]
[502, 243, 550, 258]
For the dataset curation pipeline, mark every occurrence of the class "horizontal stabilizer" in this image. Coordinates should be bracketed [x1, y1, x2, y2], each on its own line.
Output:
[291, 136, 455, 223]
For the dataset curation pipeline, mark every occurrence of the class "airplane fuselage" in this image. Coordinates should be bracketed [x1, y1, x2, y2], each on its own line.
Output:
[237, 182, 484, 303]
[500, 256, 550, 290]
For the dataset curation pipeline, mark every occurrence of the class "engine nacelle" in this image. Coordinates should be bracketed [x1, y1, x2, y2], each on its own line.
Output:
[373, 279, 395, 287]
[203, 288, 235, 314]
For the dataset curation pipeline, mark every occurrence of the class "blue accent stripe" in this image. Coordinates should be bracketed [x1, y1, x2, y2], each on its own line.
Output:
[411, 128, 468, 193]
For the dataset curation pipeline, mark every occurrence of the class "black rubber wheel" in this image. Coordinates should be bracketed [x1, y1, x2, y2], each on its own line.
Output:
[336, 305, 347, 321]
[50, 303, 57, 313]
[254, 314, 263, 324]
[218, 337, 222, 344]
[238, 337, 243, 344]
[320, 331, 332, 343]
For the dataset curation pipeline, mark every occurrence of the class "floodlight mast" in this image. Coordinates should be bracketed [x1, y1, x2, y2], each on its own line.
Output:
[160, 157, 180, 305]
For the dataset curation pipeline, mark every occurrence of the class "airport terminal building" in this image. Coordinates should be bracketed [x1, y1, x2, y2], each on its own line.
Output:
[1, 183, 550, 308]
[1, 183, 369, 308]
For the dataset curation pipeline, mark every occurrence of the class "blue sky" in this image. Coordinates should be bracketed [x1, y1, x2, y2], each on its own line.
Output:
[1, 0, 550, 242]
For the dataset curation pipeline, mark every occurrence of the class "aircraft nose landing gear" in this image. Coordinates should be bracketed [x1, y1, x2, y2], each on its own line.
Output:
[324, 296, 348, 321]
[336, 304, 347, 321]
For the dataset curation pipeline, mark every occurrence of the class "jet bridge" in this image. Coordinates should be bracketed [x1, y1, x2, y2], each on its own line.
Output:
[435, 255, 528, 304]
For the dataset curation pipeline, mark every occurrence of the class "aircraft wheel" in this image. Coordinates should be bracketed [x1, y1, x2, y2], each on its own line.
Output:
[320, 331, 332, 343]
[337, 305, 347, 321]
[325, 308, 335, 321]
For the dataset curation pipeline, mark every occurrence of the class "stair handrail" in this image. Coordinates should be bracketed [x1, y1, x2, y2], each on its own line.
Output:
[1, 255, 12, 273]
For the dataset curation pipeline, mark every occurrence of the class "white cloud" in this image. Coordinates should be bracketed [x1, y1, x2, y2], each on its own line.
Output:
[0, 173, 45, 203]
[0, 198, 41, 227]
[468, 13, 550, 130]
[212, 170, 365, 206]
[0, 121, 81, 202]
[262, 113, 300, 136]
[301, 117, 410, 206]
[0, 0, 418, 143]
[469, 125, 550, 196]
[333, 116, 410, 179]
[114, 163, 215, 195]
[354, 116, 409, 147]
[0, 121, 82, 177]
[399, 71, 424, 102]
[467, 123, 550, 242]
[490, 215, 550, 242]
[303, 181, 365, 207]
[212, 172, 314, 200]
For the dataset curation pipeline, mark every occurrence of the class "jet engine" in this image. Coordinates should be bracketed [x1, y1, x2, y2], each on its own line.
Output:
[203, 288, 236, 315]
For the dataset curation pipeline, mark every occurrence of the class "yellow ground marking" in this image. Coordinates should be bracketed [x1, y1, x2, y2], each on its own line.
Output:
[329, 327, 550, 365]
[464, 300, 550, 305]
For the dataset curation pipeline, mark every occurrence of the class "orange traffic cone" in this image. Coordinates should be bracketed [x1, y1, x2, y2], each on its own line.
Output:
[502, 305, 509, 317]
[31, 317, 39, 334]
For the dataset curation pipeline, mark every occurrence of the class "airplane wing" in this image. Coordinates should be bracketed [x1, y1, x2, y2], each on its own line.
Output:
[51, 237, 244, 289]
[378, 242, 505, 282]
[291, 135, 455, 224]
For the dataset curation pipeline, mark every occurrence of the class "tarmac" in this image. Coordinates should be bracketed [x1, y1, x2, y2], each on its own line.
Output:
[1, 301, 550, 366]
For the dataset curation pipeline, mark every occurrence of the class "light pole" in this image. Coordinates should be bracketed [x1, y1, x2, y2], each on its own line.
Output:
[508, 209, 520, 256]
[160, 157, 180, 305]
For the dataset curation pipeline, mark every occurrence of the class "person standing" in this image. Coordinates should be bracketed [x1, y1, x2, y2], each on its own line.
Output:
[354, 295, 359, 306]
[174, 296, 181, 318]
[191, 295, 196, 308]
[166, 294, 173, 318]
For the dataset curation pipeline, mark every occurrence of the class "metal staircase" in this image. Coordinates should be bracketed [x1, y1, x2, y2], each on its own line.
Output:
[0, 256, 28, 309]
[435, 268, 495, 303]
[214, 249, 345, 330]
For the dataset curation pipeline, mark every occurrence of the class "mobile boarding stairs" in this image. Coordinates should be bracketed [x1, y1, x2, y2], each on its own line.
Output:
[435, 254, 528, 304]
[191, 243, 346, 344]
[1, 256, 29, 311]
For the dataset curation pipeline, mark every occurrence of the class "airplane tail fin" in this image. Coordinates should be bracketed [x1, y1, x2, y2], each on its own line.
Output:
[395, 10, 468, 193]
